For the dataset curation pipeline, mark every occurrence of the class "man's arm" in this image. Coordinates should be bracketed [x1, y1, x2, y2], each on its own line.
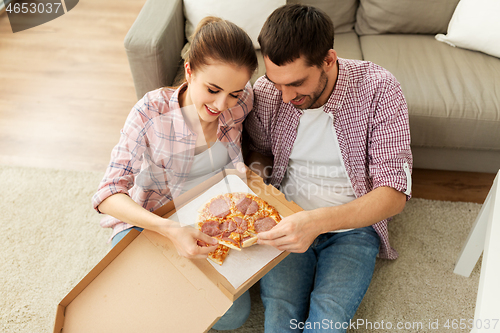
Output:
[257, 186, 406, 253]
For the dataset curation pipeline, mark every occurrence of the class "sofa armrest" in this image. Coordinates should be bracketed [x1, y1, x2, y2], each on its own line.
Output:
[124, 0, 185, 100]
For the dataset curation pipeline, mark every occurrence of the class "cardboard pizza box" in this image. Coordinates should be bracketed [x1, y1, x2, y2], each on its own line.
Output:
[53, 169, 302, 333]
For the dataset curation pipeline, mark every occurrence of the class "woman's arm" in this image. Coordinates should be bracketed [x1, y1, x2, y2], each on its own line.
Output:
[98, 193, 218, 258]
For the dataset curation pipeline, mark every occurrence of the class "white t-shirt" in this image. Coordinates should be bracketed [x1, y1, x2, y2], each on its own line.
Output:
[181, 140, 230, 193]
[281, 106, 356, 213]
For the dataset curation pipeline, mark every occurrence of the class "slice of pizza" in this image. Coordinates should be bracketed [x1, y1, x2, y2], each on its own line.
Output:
[197, 219, 222, 237]
[235, 193, 282, 236]
[216, 232, 241, 251]
[240, 230, 258, 248]
[198, 194, 232, 220]
[197, 219, 234, 264]
[216, 217, 242, 250]
[231, 215, 258, 248]
[253, 216, 280, 233]
[208, 244, 230, 266]
[198, 217, 242, 251]
[228, 192, 282, 244]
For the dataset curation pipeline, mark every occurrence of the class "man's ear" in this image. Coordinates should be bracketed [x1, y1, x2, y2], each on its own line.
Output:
[323, 49, 338, 72]
[185, 62, 192, 83]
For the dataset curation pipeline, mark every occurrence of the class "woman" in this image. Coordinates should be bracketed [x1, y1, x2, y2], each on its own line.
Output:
[92, 17, 257, 330]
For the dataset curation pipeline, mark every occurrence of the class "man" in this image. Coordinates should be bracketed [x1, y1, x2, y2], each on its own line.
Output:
[245, 4, 412, 332]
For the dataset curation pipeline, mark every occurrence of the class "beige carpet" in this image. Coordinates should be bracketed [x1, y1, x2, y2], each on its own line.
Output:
[0, 165, 483, 333]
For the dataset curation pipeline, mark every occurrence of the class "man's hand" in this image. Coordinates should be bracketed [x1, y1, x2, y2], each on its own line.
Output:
[257, 210, 322, 253]
[257, 186, 406, 253]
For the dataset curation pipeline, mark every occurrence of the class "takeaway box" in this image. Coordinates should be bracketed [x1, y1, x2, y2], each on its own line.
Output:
[53, 169, 302, 332]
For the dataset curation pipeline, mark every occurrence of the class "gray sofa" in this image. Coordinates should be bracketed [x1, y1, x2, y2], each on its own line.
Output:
[124, 0, 500, 173]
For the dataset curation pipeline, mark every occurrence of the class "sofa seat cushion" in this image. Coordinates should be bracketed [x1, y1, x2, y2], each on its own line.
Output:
[360, 34, 500, 151]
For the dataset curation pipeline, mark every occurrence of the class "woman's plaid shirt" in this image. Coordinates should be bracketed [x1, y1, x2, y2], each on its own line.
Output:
[93, 82, 253, 240]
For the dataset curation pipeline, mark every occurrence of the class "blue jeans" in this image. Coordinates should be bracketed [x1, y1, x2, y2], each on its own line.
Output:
[111, 227, 251, 330]
[260, 226, 380, 333]
[111, 226, 144, 247]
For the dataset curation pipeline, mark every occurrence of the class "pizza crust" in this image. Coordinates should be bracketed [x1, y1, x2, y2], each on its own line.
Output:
[208, 244, 230, 265]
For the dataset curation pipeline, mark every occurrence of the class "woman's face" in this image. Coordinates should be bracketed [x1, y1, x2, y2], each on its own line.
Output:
[185, 60, 250, 123]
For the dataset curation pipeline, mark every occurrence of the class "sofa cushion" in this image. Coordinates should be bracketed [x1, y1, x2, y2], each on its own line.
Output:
[435, 0, 500, 59]
[335, 32, 363, 60]
[124, 0, 185, 99]
[355, 0, 459, 35]
[360, 34, 500, 151]
[288, 0, 358, 34]
[183, 0, 285, 49]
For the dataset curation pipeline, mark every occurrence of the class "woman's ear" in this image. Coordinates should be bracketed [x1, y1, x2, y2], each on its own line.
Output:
[185, 62, 192, 83]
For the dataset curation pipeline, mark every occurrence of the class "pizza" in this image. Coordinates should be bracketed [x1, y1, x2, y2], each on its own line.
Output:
[197, 192, 281, 265]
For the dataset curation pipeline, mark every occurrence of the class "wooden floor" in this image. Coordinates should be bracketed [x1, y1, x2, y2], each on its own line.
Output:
[0, 1, 496, 204]
[0, 0, 146, 172]
[412, 169, 495, 204]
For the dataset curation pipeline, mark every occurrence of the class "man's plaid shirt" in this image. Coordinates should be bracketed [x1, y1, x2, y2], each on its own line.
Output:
[245, 58, 412, 259]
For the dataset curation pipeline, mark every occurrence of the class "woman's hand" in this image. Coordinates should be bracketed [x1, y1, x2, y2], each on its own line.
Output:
[158, 219, 219, 259]
[98, 194, 219, 259]
[235, 161, 248, 174]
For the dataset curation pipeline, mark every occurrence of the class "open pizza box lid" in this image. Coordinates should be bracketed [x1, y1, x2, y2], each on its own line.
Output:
[53, 169, 302, 333]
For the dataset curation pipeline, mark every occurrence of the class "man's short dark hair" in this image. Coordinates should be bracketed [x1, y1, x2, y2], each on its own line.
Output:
[258, 4, 334, 67]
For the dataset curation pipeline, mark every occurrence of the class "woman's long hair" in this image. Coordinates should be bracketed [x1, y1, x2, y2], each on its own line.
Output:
[175, 16, 258, 86]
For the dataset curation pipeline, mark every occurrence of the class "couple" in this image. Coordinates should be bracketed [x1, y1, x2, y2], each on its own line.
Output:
[92, 4, 412, 333]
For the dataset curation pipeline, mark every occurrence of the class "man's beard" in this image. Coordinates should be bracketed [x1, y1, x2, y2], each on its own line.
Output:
[292, 70, 329, 110]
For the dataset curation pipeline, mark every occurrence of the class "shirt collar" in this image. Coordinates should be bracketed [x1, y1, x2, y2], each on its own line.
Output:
[323, 58, 349, 115]
[168, 83, 196, 140]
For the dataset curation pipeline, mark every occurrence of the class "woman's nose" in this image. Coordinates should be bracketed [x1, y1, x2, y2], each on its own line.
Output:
[214, 95, 228, 111]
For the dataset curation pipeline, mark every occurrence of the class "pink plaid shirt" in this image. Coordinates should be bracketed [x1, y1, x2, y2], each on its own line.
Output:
[245, 58, 412, 259]
[93, 82, 253, 240]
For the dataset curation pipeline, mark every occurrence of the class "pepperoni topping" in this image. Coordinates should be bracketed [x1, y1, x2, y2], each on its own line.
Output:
[233, 216, 248, 233]
[235, 197, 251, 214]
[220, 236, 239, 246]
[246, 201, 259, 215]
[254, 217, 277, 233]
[236, 196, 259, 215]
[209, 198, 230, 218]
[200, 220, 221, 237]
[220, 219, 237, 237]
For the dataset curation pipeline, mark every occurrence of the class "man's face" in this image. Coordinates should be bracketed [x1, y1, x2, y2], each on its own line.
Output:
[263, 56, 329, 110]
